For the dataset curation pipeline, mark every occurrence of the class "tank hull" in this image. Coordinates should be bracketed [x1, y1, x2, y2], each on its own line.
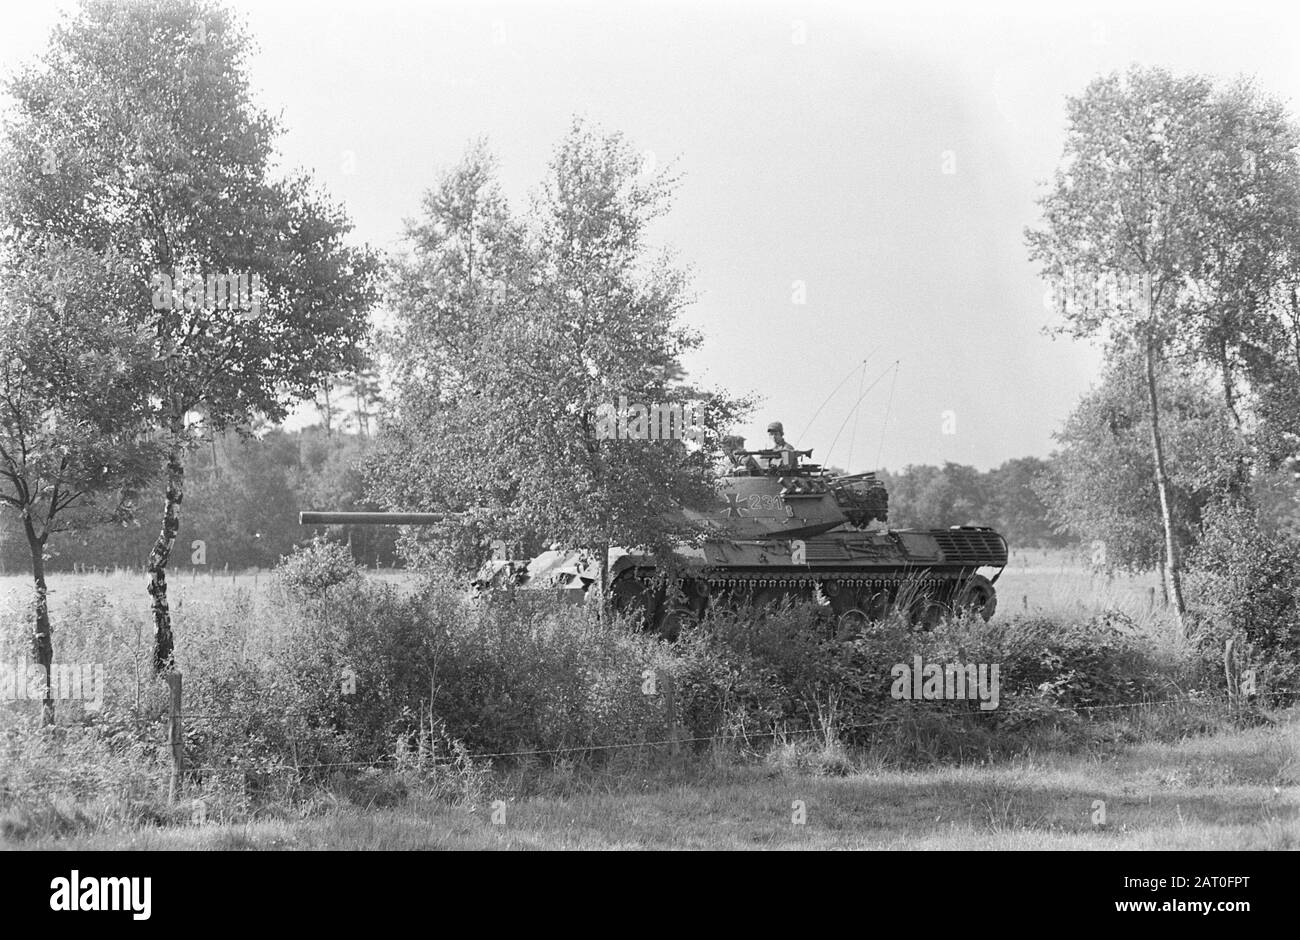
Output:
[475, 524, 1008, 636]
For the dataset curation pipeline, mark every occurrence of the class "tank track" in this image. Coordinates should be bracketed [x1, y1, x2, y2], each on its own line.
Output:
[617, 564, 999, 638]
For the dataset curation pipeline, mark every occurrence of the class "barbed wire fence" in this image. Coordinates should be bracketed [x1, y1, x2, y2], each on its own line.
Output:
[14, 679, 1295, 804]
[5, 631, 1297, 829]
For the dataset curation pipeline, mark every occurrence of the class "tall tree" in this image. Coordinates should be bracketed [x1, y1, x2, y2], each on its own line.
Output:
[369, 139, 539, 571]
[1238, 226, 1300, 469]
[530, 120, 754, 598]
[0, 0, 381, 672]
[1035, 354, 1243, 572]
[349, 367, 384, 438]
[1026, 67, 1299, 633]
[1180, 80, 1300, 431]
[0, 244, 157, 722]
[371, 125, 752, 595]
[314, 377, 344, 438]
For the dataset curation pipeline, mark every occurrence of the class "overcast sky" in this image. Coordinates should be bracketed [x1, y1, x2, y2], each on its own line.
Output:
[4, 0, 1300, 472]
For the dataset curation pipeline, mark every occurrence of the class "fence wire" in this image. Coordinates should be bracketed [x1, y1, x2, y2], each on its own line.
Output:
[8, 688, 1294, 786]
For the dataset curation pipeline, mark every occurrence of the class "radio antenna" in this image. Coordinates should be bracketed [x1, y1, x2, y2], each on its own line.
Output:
[876, 362, 899, 469]
[846, 359, 867, 473]
[824, 360, 899, 470]
[795, 353, 875, 443]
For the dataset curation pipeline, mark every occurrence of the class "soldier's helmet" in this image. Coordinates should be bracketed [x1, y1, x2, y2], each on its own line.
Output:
[767, 421, 784, 435]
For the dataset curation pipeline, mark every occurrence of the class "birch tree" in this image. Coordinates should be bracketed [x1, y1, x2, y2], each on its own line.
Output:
[1027, 67, 1300, 634]
[0, 0, 381, 671]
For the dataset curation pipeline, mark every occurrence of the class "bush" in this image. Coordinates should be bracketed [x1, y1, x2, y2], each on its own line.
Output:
[0, 559, 1231, 838]
[275, 537, 361, 599]
[665, 601, 1185, 765]
[1187, 499, 1300, 694]
[267, 573, 680, 764]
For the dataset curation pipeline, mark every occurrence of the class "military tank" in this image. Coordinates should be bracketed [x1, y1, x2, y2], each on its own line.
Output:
[301, 446, 1008, 639]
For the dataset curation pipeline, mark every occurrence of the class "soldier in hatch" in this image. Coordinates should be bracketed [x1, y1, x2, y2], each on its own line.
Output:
[721, 434, 761, 473]
[766, 421, 799, 470]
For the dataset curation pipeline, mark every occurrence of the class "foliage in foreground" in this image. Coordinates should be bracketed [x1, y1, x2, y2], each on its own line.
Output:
[1187, 499, 1300, 692]
[5, 545, 1287, 840]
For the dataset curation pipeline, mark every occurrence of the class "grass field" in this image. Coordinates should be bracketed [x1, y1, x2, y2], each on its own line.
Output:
[0, 546, 1164, 628]
[2, 549, 1295, 851]
[11, 718, 1297, 850]
[0, 565, 415, 616]
[997, 547, 1170, 622]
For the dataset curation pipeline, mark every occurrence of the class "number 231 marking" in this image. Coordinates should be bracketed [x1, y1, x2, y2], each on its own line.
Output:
[747, 494, 793, 516]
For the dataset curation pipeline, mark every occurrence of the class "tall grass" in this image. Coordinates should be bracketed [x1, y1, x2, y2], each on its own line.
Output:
[0, 547, 1281, 841]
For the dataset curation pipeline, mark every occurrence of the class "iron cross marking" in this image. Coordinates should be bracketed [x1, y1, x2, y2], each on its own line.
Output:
[724, 493, 745, 518]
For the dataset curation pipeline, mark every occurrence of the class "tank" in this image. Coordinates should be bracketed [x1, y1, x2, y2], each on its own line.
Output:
[300, 448, 1008, 639]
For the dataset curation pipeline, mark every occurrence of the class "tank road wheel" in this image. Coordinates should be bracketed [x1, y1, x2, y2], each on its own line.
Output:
[891, 578, 926, 627]
[657, 605, 702, 641]
[610, 571, 652, 619]
[835, 609, 870, 640]
[823, 580, 853, 614]
[655, 579, 709, 640]
[914, 598, 946, 630]
[748, 586, 789, 614]
[954, 574, 997, 622]
[862, 589, 891, 621]
[819, 581, 854, 638]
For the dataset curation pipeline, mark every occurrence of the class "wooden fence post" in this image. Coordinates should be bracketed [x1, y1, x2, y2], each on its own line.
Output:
[1224, 638, 1239, 713]
[661, 670, 679, 758]
[166, 672, 184, 802]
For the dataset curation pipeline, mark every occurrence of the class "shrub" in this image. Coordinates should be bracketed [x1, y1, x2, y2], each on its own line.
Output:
[275, 537, 360, 600]
[1187, 499, 1300, 694]
[666, 601, 1185, 764]
[0, 558, 1232, 838]
[271, 574, 677, 763]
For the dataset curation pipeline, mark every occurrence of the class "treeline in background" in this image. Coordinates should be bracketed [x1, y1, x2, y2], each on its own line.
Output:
[877, 458, 1070, 549]
[0, 422, 397, 574]
[0, 434, 1074, 574]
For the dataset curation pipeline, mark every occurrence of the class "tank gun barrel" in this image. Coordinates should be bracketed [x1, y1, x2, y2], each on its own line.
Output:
[299, 511, 464, 526]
